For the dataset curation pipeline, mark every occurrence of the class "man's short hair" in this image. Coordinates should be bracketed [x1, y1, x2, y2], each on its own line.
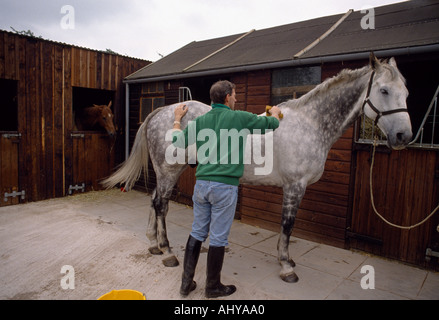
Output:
[210, 80, 236, 104]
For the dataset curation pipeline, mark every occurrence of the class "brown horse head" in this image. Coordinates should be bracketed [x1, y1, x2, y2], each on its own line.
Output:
[94, 101, 116, 137]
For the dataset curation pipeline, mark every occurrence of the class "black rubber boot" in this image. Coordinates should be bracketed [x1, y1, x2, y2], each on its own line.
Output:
[180, 235, 202, 297]
[205, 246, 236, 298]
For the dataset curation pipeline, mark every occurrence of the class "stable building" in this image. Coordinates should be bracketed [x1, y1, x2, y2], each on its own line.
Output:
[0, 30, 149, 206]
[123, 0, 439, 270]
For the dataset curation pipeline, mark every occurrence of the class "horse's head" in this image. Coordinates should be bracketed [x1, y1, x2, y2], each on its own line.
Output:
[95, 101, 116, 137]
[363, 53, 412, 150]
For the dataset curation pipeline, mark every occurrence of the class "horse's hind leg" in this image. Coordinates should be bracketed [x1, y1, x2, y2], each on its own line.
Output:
[152, 187, 179, 267]
[146, 189, 162, 255]
[278, 182, 306, 283]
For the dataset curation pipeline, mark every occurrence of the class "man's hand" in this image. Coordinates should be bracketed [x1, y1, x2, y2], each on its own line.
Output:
[173, 104, 188, 130]
[174, 103, 188, 121]
[269, 105, 281, 121]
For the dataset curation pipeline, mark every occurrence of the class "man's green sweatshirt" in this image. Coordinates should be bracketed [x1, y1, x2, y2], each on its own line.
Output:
[172, 104, 279, 186]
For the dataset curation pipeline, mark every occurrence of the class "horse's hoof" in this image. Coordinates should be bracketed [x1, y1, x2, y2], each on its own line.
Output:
[288, 258, 296, 268]
[148, 247, 163, 255]
[280, 271, 299, 283]
[162, 255, 179, 267]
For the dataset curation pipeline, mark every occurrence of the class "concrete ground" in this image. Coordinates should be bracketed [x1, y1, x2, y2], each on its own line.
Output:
[0, 189, 438, 300]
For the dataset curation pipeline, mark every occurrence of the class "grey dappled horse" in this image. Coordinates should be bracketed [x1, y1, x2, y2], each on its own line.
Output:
[103, 53, 412, 283]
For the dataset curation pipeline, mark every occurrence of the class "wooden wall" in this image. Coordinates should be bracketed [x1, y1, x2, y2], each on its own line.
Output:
[0, 134, 20, 206]
[0, 30, 149, 204]
[350, 147, 439, 269]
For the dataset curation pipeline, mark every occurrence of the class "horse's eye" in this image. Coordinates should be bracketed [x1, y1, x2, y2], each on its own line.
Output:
[103, 117, 107, 121]
[380, 88, 389, 95]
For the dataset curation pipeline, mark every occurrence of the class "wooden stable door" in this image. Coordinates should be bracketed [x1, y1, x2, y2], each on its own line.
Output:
[349, 147, 439, 269]
[0, 132, 23, 207]
[69, 132, 115, 195]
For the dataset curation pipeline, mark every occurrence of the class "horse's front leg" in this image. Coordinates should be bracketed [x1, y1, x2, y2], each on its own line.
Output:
[152, 190, 179, 267]
[278, 182, 306, 283]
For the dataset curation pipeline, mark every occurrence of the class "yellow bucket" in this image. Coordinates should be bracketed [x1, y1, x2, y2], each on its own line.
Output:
[98, 289, 146, 300]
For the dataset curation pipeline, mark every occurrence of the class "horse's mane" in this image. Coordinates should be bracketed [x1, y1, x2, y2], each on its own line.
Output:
[282, 59, 405, 110]
[282, 65, 370, 110]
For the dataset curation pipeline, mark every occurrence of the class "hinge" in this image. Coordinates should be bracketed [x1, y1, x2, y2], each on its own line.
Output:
[4, 190, 25, 202]
[2, 133, 21, 139]
[425, 248, 439, 262]
[68, 183, 85, 195]
[71, 133, 85, 139]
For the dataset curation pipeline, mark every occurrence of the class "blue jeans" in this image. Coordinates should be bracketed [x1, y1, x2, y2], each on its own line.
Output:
[191, 180, 239, 247]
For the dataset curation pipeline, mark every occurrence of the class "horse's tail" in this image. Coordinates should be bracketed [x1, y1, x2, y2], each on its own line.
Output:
[101, 107, 164, 191]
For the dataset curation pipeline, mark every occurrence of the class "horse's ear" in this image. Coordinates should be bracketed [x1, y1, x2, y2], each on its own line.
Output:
[108, 101, 112, 108]
[369, 52, 380, 70]
[388, 57, 398, 68]
[93, 104, 99, 108]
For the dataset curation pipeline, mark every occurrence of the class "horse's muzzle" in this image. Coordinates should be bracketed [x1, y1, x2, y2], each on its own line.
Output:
[388, 130, 412, 150]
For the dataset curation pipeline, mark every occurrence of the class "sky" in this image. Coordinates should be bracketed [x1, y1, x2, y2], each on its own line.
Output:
[0, 0, 407, 62]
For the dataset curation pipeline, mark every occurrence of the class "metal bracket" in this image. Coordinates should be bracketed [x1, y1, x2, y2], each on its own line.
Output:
[178, 87, 192, 102]
[4, 190, 25, 202]
[68, 183, 85, 195]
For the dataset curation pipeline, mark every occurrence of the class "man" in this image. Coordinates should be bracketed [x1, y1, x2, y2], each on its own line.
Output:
[172, 80, 281, 298]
